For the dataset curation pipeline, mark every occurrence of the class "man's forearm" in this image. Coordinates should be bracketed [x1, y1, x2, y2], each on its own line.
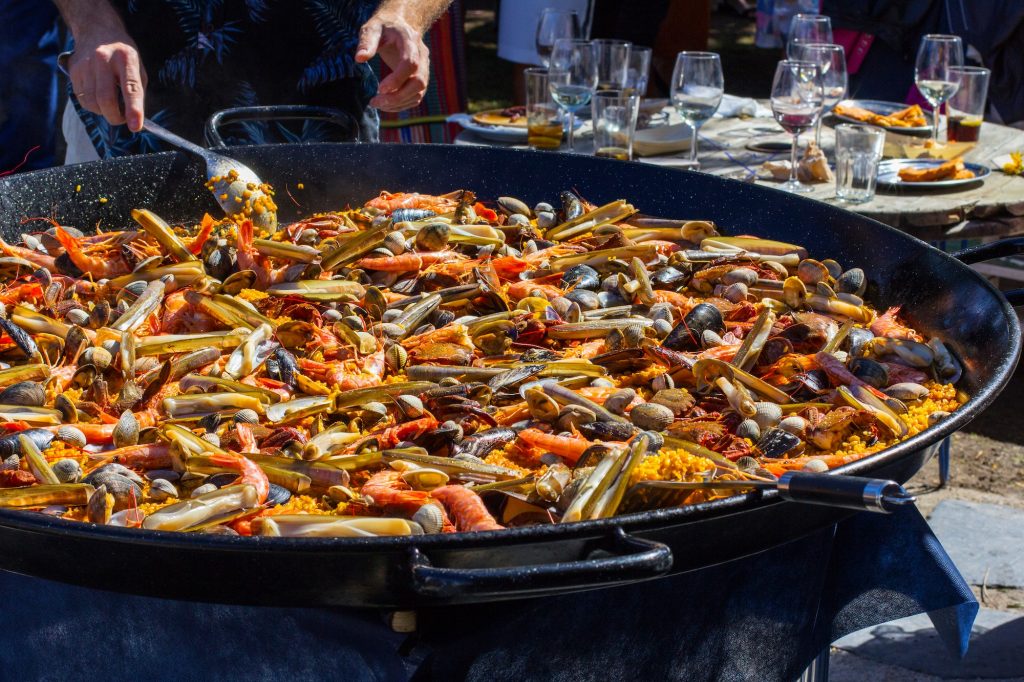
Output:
[373, 0, 453, 34]
[52, 0, 127, 40]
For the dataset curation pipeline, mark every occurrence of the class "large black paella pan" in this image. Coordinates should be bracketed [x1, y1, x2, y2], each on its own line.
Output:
[0, 143, 1018, 607]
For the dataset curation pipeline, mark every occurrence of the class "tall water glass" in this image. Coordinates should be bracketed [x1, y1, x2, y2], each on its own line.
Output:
[525, 68, 562, 150]
[946, 66, 990, 143]
[592, 39, 631, 91]
[535, 9, 581, 67]
[793, 42, 847, 146]
[625, 46, 652, 96]
[549, 39, 598, 151]
[770, 59, 823, 193]
[592, 90, 640, 160]
[787, 14, 832, 59]
[834, 124, 885, 203]
[914, 34, 963, 145]
[670, 51, 724, 166]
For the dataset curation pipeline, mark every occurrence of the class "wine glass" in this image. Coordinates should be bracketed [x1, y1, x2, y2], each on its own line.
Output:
[770, 59, 823, 193]
[915, 34, 964, 145]
[670, 51, 724, 166]
[592, 39, 631, 91]
[535, 9, 581, 67]
[786, 14, 832, 59]
[549, 39, 598, 152]
[793, 42, 847, 147]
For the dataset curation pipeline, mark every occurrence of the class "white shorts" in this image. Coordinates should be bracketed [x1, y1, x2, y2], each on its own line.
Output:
[497, 0, 593, 65]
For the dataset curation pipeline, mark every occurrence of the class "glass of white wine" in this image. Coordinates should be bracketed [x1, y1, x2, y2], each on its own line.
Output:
[670, 51, 724, 167]
[549, 39, 598, 152]
[786, 13, 832, 59]
[770, 59, 823, 193]
[914, 34, 963, 145]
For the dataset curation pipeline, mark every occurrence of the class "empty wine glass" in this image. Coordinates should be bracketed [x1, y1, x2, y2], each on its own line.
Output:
[670, 51, 724, 166]
[549, 39, 598, 151]
[592, 39, 631, 91]
[915, 34, 964, 145]
[771, 59, 823, 193]
[787, 14, 832, 59]
[793, 42, 847, 146]
[535, 9, 581, 67]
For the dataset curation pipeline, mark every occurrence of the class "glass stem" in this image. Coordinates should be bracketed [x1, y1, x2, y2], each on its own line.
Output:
[932, 104, 940, 145]
[689, 124, 699, 162]
[567, 111, 575, 151]
[814, 115, 823, 148]
[789, 131, 800, 184]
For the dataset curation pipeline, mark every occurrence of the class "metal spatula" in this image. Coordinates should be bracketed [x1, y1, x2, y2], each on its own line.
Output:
[620, 471, 916, 515]
[143, 119, 278, 232]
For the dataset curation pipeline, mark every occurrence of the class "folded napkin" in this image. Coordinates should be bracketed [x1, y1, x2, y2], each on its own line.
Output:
[716, 94, 773, 118]
[633, 123, 692, 157]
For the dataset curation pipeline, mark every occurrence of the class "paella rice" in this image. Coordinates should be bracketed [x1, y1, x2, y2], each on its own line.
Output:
[0, 187, 966, 535]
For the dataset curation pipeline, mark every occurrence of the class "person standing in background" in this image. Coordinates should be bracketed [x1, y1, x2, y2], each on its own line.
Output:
[0, 1, 60, 172]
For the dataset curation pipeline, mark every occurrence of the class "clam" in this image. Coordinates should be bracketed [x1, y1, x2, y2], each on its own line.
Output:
[651, 388, 695, 416]
[652, 319, 673, 338]
[797, 259, 829, 285]
[778, 416, 808, 436]
[400, 467, 449, 491]
[525, 387, 560, 422]
[564, 289, 600, 311]
[52, 458, 83, 484]
[884, 382, 930, 401]
[112, 409, 139, 448]
[65, 308, 91, 326]
[385, 344, 409, 372]
[603, 388, 636, 416]
[412, 503, 445, 533]
[220, 270, 258, 296]
[395, 394, 425, 418]
[736, 419, 761, 441]
[89, 300, 112, 328]
[416, 223, 450, 251]
[497, 196, 532, 217]
[629, 402, 674, 431]
[87, 484, 114, 525]
[82, 346, 113, 371]
[723, 282, 748, 303]
[556, 405, 596, 431]
[56, 425, 87, 448]
[651, 373, 674, 392]
[836, 268, 866, 296]
[802, 459, 829, 473]
[751, 401, 783, 430]
[850, 357, 889, 388]
[234, 408, 260, 424]
[721, 267, 758, 286]
[192, 483, 219, 498]
[383, 231, 407, 256]
[561, 264, 600, 291]
[0, 381, 46, 407]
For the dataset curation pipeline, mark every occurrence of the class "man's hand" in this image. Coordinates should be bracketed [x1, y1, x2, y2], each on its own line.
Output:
[55, 1, 147, 131]
[355, 0, 452, 112]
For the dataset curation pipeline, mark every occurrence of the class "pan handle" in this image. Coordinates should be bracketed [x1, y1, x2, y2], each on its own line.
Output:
[953, 237, 1024, 306]
[406, 528, 673, 600]
[204, 105, 361, 148]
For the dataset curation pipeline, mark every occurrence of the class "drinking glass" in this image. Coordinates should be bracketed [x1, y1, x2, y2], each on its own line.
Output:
[786, 14, 833, 59]
[834, 124, 885, 203]
[525, 68, 563, 150]
[946, 65, 990, 143]
[592, 90, 640, 160]
[770, 59, 823, 193]
[670, 51, 724, 166]
[549, 39, 598, 152]
[625, 46, 652, 96]
[535, 9, 581, 67]
[793, 42, 847, 146]
[914, 34, 964, 145]
[592, 39, 631, 91]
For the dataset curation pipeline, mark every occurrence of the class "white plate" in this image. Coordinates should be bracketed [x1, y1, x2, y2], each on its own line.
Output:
[831, 99, 932, 134]
[876, 158, 990, 189]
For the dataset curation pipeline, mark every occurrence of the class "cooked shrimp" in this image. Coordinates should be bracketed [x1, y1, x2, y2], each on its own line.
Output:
[0, 237, 56, 270]
[297, 350, 385, 390]
[870, 307, 923, 342]
[362, 470, 430, 515]
[517, 428, 593, 464]
[208, 451, 269, 504]
[430, 485, 504, 532]
[51, 226, 130, 277]
[356, 251, 466, 272]
[85, 443, 172, 470]
[364, 191, 460, 214]
[235, 220, 287, 288]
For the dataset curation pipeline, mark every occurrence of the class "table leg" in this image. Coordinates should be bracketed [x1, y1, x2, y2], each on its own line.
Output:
[796, 647, 830, 682]
[938, 436, 952, 488]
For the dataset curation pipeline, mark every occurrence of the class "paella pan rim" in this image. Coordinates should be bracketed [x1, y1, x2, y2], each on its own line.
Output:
[0, 143, 1018, 551]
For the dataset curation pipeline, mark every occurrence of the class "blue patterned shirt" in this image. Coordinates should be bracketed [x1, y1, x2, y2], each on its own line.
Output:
[72, 0, 381, 157]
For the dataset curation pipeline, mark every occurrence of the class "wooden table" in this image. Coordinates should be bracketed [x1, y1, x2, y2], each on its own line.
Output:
[455, 105, 1024, 245]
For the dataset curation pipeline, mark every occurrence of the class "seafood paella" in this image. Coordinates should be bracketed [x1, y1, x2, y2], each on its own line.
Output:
[0, 187, 964, 536]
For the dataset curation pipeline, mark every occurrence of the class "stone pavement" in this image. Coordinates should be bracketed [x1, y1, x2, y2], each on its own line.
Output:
[829, 498, 1024, 681]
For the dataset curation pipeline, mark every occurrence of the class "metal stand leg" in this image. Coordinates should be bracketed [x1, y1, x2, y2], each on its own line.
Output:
[797, 648, 830, 682]
[938, 437, 951, 489]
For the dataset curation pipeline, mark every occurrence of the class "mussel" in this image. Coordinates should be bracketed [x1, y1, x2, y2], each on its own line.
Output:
[662, 303, 725, 351]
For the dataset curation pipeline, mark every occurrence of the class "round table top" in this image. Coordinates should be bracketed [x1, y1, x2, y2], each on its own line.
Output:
[454, 102, 1024, 241]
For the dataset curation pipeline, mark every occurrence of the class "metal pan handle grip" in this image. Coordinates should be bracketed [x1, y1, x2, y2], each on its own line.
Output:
[204, 105, 361, 148]
[953, 238, 1024, 306]
[777, 471, 914, 513]
[407, 528, 673, 600]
